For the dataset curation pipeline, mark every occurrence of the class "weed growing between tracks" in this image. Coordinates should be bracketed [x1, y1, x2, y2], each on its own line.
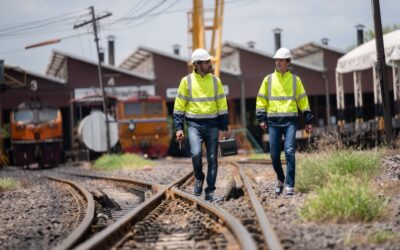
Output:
[93, 153, 154, 171]
[0, 176, 20, 191]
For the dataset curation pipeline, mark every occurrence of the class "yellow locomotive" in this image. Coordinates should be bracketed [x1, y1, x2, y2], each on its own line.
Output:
[116, 93, 170, 158]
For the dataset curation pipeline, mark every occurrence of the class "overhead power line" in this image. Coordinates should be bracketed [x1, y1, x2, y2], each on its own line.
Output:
[0, 8, 89, 38]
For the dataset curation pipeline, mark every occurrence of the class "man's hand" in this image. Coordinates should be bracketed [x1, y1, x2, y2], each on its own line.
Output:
[221, 130, 230, 139]
[305, 124, 313, 133]
[176, 130, 184, 141]
[260, 122, 267, 132]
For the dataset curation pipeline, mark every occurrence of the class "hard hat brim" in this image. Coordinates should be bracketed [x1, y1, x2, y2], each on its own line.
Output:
[273, 56, 291, 59]
[191, 55, 214, 64]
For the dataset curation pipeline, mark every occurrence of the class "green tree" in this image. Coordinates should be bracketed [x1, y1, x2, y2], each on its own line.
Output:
[346, 23, 400, 51]
[364, 23, 400, 42]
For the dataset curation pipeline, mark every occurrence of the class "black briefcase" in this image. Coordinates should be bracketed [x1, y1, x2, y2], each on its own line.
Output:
[219, 138, 238, 156]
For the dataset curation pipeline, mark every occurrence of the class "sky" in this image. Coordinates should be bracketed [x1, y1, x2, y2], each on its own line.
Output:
[0, 0, 399, 74]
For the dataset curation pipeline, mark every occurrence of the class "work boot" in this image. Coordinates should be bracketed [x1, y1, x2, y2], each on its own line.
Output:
[193, 179, 204, 196]
[285, 186, 294, 195]
[274, 180, 284, 195]
[205, 192, 224, 202]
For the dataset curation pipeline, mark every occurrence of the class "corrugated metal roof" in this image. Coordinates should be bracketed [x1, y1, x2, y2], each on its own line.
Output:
[291, 42, 345, 59]
[46, 50, 155, 81]
[119, 46, 242, 76]
[119, 46, 187, 70]
[223, 41, 326, 72]
[4, 64, 66, 88]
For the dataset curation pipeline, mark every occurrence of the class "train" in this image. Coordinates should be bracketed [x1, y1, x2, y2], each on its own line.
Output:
[10, 97, 63, 168]
[115, 92, 170, 158]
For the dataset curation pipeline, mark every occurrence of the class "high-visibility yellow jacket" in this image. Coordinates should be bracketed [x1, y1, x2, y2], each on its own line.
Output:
[256, 70, 313, 125]
[173, 71, 228, 130]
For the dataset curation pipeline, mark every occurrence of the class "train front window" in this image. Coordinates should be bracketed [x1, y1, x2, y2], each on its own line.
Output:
[124, 103, 142, 116]
[144, 102, 163, 115]
[39, 108, 58, 122]
[14, 109, 33, 123]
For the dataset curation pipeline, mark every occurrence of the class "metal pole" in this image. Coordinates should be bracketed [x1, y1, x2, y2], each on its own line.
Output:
[90, 6, 111, 153]
[239, 75, 246, 128]
[322, 71, 331, 128]
[371, 0, 393, 146]
[0, 95, 3, 154]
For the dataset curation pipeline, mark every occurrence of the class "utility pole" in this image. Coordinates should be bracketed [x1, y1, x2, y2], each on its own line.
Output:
[239, 75, 246, 129]
[371, 0, 393, 146]
[74, 6, 112, 153]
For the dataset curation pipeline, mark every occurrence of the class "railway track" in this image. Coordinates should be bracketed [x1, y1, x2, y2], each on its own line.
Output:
[179, 160, 283, 250]
[46, 159, 289, 249]
[45, 172, 158, 249]
[44, 176, 95, 250]
[71, 169, 258, 250]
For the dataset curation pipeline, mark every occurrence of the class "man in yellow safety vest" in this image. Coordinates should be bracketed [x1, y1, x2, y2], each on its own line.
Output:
[173, 48, 229, 201]
[256, 47, 313, 195]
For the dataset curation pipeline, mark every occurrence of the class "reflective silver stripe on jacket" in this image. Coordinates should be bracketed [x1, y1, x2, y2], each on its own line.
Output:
[177, 93, 189, 101]
[297, 93, 307, 100]
[267, 73, 297, 100]
[187, 74, 220, 102]
[257, 93, 268, 100]
[267, 112, 298, 117]
[185, 113, 219, 119]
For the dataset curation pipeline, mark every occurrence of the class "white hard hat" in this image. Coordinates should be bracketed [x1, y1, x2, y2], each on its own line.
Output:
[191, 48, 213, 63]
[273, 47, 292, 60]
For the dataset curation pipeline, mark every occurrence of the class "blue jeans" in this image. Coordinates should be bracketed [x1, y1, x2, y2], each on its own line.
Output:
[268, 122, 297, 188]
[188, 123, 219, 193]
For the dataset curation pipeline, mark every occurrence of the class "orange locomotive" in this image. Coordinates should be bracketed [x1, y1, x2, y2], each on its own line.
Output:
[116, 93, 170, 158]
[10, 98, 63, 167]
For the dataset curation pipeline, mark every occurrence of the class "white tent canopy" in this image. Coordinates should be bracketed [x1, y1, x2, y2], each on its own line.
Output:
[336, 29, 400, 73]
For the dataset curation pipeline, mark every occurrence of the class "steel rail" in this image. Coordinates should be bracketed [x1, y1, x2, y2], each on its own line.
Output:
[73, 170, 193, 250]
[56, 171, 157, 192]
[74, 168, 257, 249]
[44, 176, 95, 250]
[232, 162, 283, 250]
[172, 187, 258, 250]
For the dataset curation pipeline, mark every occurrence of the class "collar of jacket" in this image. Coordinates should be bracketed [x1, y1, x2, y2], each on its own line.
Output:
[274, 69, 292, 79]
[193, 70, 213, 80]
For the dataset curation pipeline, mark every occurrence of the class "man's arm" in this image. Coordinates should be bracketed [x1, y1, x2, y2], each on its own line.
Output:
[215, 77, 229, 132]
[173, 77, 189, 139]
[256, 77, 269, 131]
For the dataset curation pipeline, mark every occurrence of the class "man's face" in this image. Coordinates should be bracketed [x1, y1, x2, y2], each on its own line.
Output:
[197, 60, 213, 74]
[275, 58, 290, 73]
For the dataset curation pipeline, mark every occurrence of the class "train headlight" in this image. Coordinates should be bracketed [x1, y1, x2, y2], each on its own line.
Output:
[16, 124, 26, 130]
[48, 122, 57, 129]
[128, 120, 136, 131]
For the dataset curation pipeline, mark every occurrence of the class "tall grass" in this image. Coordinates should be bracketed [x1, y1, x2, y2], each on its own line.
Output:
[296, 150, 381, 192]
[93, 153, 154, 171]
[297, 149, 386, 222]
[299, 175, 386, 222]
[0, 177, 20, 191]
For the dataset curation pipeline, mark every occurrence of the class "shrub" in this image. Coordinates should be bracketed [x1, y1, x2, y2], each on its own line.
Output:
[296, 150, 381, 192]
[299, 175, 386, 223]
[0, 177, 20, 191]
